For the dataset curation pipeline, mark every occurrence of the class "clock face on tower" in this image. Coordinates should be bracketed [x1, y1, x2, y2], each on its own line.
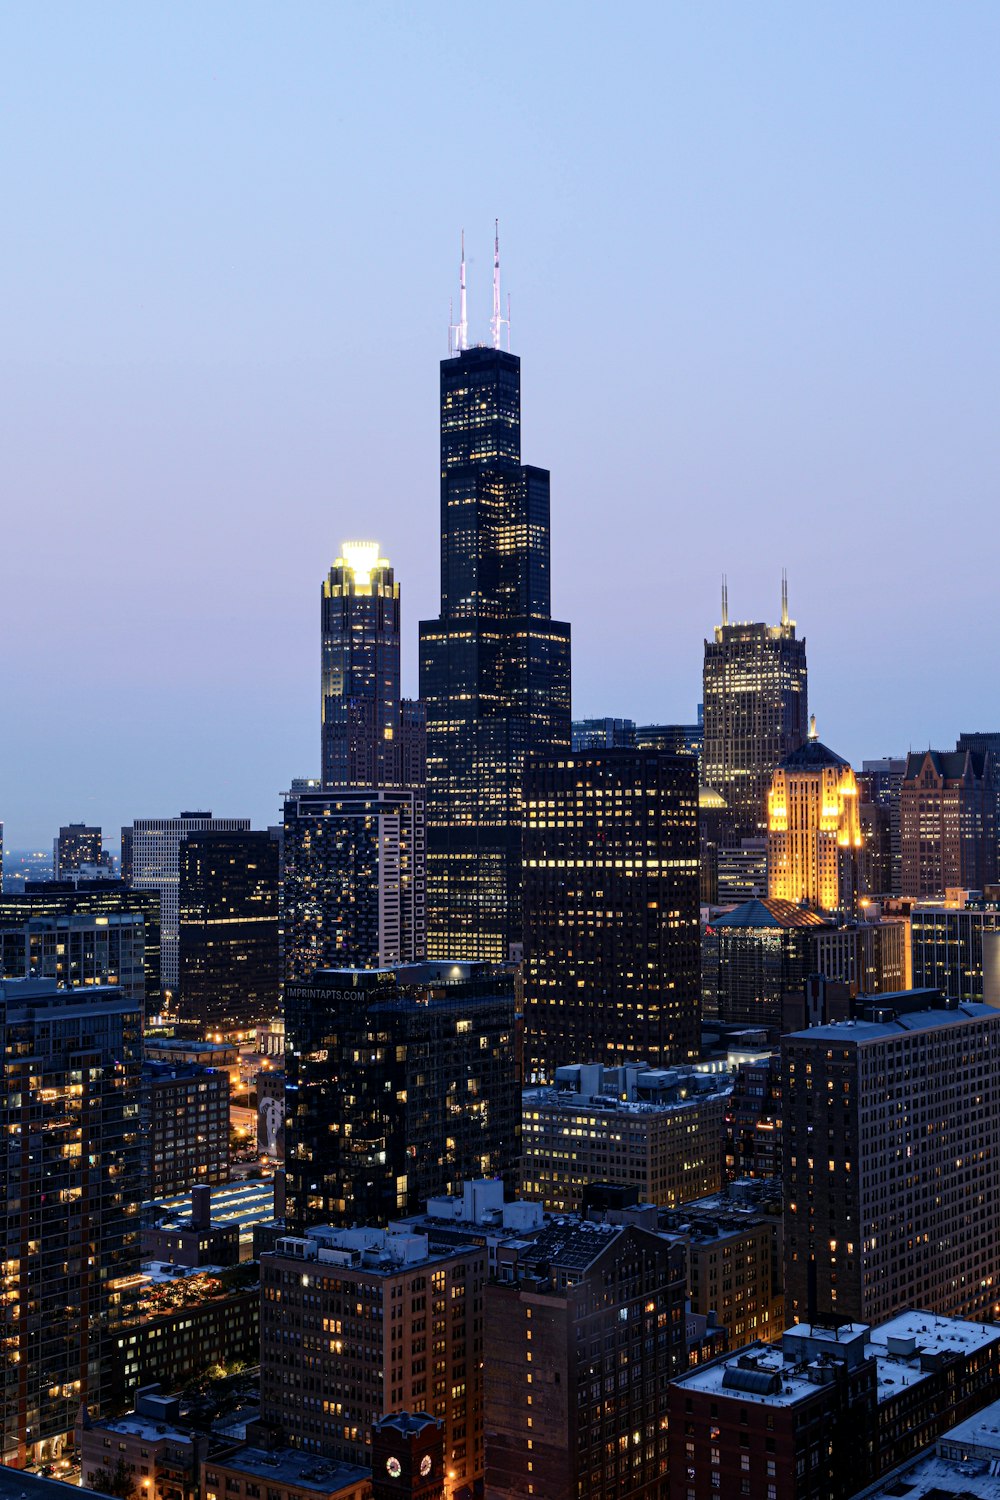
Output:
[420, 1455, 432, 1476]
[386, 1456, 401, 1478]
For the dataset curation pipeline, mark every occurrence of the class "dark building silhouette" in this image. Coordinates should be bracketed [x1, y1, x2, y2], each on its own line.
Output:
[702, 897, 826, 1027]
[140, 1060, 229, 1198]
[0, 878, 161, 1003]
[859, 757, 906, 895]
[957, 730, 1000, 875]
[281, 785, 425, 981]
[177, 828, 280, 1030]
[523, 748, 701, 1081]
[53, 822, 110, 878]
[419, 342, 571, 963]
[900, 749, 997, 898]
[702, 579, 808, 838]
[283, 962, 519, 1231]
[0, 977, 142, 1467]
[321, 541, 425, 791]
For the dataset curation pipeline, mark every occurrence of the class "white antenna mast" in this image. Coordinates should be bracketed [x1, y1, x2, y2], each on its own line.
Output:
[490, 219, 510, 350]
[448, 230, 469, 355]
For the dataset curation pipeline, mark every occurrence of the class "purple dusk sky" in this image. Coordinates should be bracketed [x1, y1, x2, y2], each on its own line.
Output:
[2, 4, 999, 850]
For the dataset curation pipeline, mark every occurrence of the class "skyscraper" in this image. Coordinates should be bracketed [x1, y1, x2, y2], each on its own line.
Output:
[0, 977, 142, 1467]
[900, 749, 997, 898]
[859, 758, 906, 895]
[281, 784, 425, 980]
[702, 577, 808, 837]
[0, 878, 161, 1003]
[767, 721, 861, 914]
[120, 812, 250, 997]
[783, 998, 1000, 1326]
[177, 829, 281, 1031]
[523, 748, 701, 1079]
[419, 239, 571, 961]
[53, 822, 109, 878]
[321, 541, 425, 790]
[283, 962, 519, 1230]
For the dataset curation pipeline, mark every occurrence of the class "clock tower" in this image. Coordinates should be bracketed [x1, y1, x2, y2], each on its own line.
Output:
[370, 1412, 444, 1500]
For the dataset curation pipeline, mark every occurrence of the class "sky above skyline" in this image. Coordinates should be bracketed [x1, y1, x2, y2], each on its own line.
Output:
[3, 3, 999, 848]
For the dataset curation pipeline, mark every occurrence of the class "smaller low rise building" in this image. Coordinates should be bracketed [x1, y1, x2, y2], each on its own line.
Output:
[142, 1184, 240, 1268]
[521, 1061, 730, 1211]
[79, 1387, 209, 1500]
[202, 1447, 369, 1500]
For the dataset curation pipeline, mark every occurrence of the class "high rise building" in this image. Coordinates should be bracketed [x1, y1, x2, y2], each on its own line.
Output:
[485, 1218, 687, 1500]
[321, 541, 425, 791]
[419, 262, 571, 962]
[259, 1225, 486, 1490]
[121, 813, 251, 997]
[0, 910, 146, 1003]
[139, 1061, 230, 1198]
[571, 717, 635, 750]
[900, 750, 997, 898]
[523, 748, 701, 1081]
[783, 998, 1000, 1327]
[716, 836, 768, 904]
[0, 977, 142, 1467]
[283, 962, 519, 1231]
[910, 893, 1000, 1004]
[177, 828, 280, 1031]
[635, 708, 704, 778]
[859, 758, 906, 895]
[281, 785, 425, 981]
[0, 879, 161, 1003]
[767, 723, 861, 915]
[702, 578, 808, 838]
[53, 822, 108, 878]
[957, 731, 1000, 873]
[702, 898, 827, 1026]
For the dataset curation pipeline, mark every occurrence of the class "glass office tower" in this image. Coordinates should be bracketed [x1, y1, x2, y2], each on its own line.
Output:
[419, 346, 571, 961]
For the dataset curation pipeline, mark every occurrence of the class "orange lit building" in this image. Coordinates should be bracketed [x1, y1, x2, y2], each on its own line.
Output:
[767, 719, 861, 915]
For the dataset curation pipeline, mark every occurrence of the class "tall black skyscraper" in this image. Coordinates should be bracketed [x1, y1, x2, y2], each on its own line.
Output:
[177, 829, 281, 1030]
[419, 247, 571, 961]
[283, 961, 519, 1230]
[321, 541, 425, 790]
[523, 748, 702, 1081]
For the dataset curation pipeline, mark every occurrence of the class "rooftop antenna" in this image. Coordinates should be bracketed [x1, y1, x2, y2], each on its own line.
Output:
[491, 218, 510, 350]
[448, 230, 469, 355]
[781, 569, 789, 628]
[721, 575, 729, 627]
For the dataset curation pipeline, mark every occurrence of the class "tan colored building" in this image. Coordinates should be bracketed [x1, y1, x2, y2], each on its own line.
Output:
[900, 749, 997, 898]
[768, 720, 861, 914]
[259, 1226, 485, 1498]
[521, 1063, 729, 1212]
[662, 1190, 784, 1351]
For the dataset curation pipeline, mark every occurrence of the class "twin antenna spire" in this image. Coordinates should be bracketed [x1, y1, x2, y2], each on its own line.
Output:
[449, 222, 511, 355]
[720, 572, 792, 628]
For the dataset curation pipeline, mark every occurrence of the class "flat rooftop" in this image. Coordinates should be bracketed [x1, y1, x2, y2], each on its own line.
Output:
[210, 1448, 369, 1492]
[785, 1002, 998, 1044]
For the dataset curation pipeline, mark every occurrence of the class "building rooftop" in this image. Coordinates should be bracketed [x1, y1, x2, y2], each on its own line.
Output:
[785, 1002, 998, 1044]
[778, 738, 850, 772]
[271, 1224, 476, 1274]
[148, 1178, 275, 1232]
[710, 898, 829, 930]
[83, 1412, 192, 1446]
[674, 1323, 870, 1407]
[512, 1217, 625, 1277]
[210, 1446, 369, 1493]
